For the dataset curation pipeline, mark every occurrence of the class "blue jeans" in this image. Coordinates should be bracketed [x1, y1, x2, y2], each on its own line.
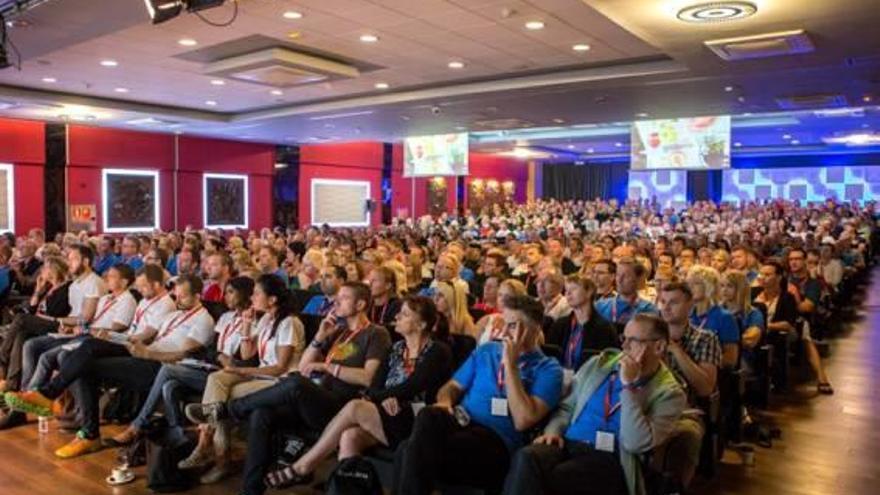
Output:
[131, 363, 209, 430]
[20, 334, 75, 390]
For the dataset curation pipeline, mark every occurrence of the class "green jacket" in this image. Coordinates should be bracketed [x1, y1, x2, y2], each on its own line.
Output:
[544, 349, 686, 495]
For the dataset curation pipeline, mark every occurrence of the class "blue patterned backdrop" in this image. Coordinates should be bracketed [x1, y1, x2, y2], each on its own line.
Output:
[628, 169, 687, 208]
[721, 166, 880, 204]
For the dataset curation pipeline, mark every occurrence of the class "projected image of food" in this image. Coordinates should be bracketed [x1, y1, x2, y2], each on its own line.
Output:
[631, 116, 731, 170]
[404, 133, 469, 177]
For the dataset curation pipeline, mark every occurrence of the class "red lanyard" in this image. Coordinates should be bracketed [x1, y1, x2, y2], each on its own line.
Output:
[257, 316, 277, 362]
[134, 296, 162, 326]
[218, 314, 243, 353]
[371, 302, 389, 324]
[93, 294, 119, 323]
[156, 306, 204, 341]
[325, 321, 368, 364]
[604, 373, 622, 424]
[496, 356, 530, 394]
[566, 314, 584, 368]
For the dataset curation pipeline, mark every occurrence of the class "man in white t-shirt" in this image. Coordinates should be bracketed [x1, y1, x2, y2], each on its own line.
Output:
[20, 264, 138, 393]
[7, 274, 214, 458]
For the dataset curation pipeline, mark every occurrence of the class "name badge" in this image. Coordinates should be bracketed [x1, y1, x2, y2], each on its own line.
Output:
[595, 430, 615, 453]
[491, 397, 509, 417]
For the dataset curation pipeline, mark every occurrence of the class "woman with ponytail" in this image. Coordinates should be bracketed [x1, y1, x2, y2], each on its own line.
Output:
[263, 296, 453, 487]
[180, 274, 305, 484]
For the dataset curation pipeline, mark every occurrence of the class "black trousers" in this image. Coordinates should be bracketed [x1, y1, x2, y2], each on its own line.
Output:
[229, 373, 352, 495]
[504, 441, 628, 495]
[39, 338, 130, 399]
[69, 356, 160, 438]
[393, 407, 510, 495]
[0, 314, 58, 390]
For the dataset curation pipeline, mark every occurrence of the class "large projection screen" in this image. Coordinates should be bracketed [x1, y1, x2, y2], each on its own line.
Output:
[631, 116, 731, 170]
[311, 179, 371, 227]
[403, 133, 469, 177]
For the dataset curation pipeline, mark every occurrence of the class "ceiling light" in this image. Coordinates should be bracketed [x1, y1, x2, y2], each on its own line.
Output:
[572, 44, 591, 52]
[824, 133, 880, 146]
[636, 112, 649, 118]
[863, 95, 874, 103]
[205, 100, 217, 106]
[552, 118, 566, 124]
[374, 82, 389, 89]
[791, 139, 800, 145]
[567, 145, 575, 150]
[448, 61, 465, 69]
[359, 34, 379, 43]
[734, 142, 742, 147]
[41, 77, 57, 83]
[178, 38, 197, 46]
[210, 79, 225, 86]
[587, 148, 594, 153]
[282, 11, 303, 19]
[114, 87, 129, 93]
[525, 20, 545, 30]
[677, 2, 757, 23]
[615, 142, 623, 147]
[724, 85, 734, 92]
[270, 89, 283, 96]
[782, 134, 792, 140]
[100, 59, 118, 67]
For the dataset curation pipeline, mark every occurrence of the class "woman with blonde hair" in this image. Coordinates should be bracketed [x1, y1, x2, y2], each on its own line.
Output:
[474, 278, 527, 344]
[686, 265, 740, 367]
[432, 280, 475, 338]
[719, 270, 763, 352]
[231, 248, 260, 280]
[382, 259, 408, 298]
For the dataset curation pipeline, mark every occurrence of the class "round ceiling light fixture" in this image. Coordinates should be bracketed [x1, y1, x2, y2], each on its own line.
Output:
[677, 2, 757, 23]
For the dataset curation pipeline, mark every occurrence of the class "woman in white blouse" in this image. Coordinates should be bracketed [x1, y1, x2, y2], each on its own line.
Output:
[180, 274, 305, 484]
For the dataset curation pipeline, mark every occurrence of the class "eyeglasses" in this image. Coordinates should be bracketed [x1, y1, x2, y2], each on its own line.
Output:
[622, 336, 663, 347]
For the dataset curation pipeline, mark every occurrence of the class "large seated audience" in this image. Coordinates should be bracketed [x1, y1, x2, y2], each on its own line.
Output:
[0, 197, 876, 495]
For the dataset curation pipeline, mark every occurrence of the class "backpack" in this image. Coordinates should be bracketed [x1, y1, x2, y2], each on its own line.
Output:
[145, 422, 197, 493]
[325, 456, 383, 495]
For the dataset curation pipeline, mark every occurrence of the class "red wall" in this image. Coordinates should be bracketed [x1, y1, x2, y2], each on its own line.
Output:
[298, 142, 384, 227]
[0, 118, 45, 233]
[65, 125, 274, 233]
[390, 147, 528, 217]
[177, 136, 274, 230]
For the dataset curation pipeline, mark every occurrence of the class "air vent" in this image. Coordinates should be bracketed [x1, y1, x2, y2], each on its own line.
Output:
[204, 47, 359, 88]
[776, 94, 848, 110]
[705, 29, 814, 61]
[126, 117, 183, 128]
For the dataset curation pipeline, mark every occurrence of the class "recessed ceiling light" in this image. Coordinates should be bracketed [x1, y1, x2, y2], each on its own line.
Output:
[863, 95, 874, 103]
[734, 142, 742, 147]
[572, 44, 591, 52]
[677, 2, 757, 23]
[567, 145, 575, 150]
[552, 118, 566, 124]
[375, 82, 390, 89]
[615, 142, 623, 147]
[791, 139, 800, 145]
[525, 20, 545, 30]
[448, 61, 465, 69]
[270, 89, 283, 96]
[41, 77, 57, 83]
[114, 87, 129, 93]
[359, 34, 379, 43]
[178, 38, 197, 46]
[100, 59, 118, 67]
[205, 100, 217, 106]
[724, 85, 734, 92]
[783, 134, 792, 140]
[210, 79, 225, 86]
[283, 11, 303, 19]
[587, 148, 595, 153]
[636, 112, 649, 118]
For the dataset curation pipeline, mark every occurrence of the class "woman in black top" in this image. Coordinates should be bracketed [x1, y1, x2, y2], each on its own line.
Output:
[265, 296, 453, 487]
[0, 257, 70, 391]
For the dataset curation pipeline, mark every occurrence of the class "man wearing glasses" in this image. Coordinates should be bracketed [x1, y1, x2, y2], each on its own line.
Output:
[504, 313, 685, 495]
[590, 259, 617, 300]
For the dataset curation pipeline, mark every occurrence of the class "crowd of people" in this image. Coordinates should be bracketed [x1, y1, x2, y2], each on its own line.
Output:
[0, 196, 875, 495]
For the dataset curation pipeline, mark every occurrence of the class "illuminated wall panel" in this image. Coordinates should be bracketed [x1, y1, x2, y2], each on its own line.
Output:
[628, 169, 687, 208]
[722, 166, 880, 204]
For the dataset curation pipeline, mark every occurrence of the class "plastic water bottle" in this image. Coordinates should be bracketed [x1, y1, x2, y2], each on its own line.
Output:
[38, 416, 49, 434]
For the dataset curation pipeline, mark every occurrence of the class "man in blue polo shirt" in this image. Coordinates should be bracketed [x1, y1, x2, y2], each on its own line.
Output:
[504, 313, 685, 495]
[93, 236, 119, 275]
[595, 257, 657, 333]
[393, 295, 563, 495]
[301, 265, 344, 316]
[120, 236, 145, 271]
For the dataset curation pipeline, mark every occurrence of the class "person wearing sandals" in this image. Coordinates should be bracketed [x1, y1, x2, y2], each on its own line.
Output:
[179, 274, 305, 483]
[109, 276, 256, 447]
[185, 281, 390, 495]
[264, 296, 453, 488]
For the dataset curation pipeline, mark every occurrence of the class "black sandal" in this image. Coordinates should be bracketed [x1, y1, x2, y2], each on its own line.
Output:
[265, 465, 313, 489]
[817, 382, 834, 395]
